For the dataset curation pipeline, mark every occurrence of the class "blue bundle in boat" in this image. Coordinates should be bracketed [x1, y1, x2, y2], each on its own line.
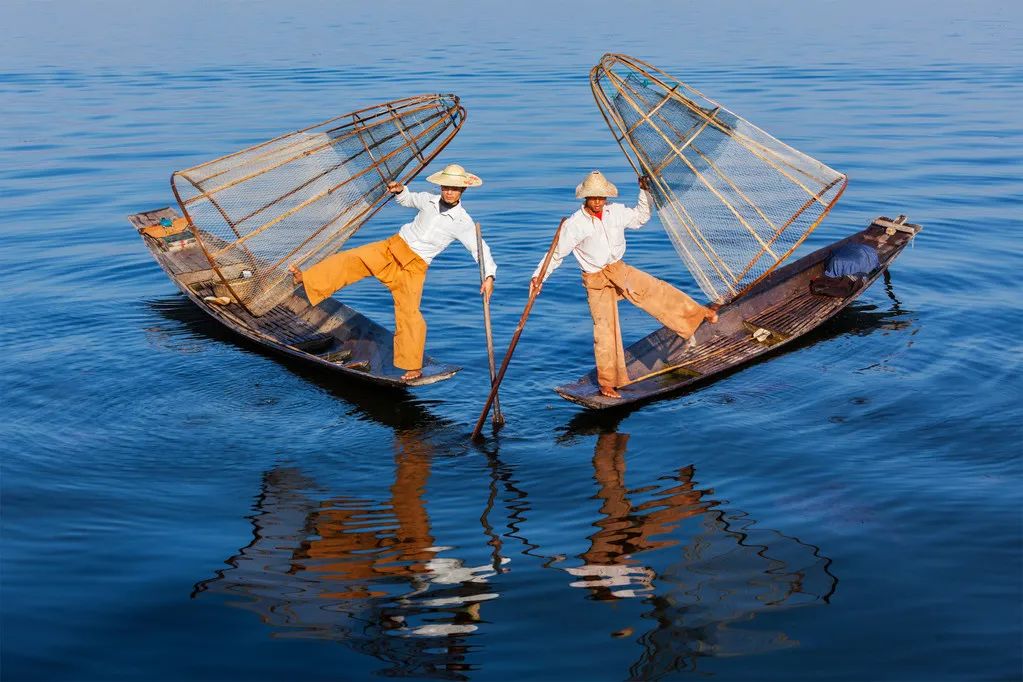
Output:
[825, 242, 880, 278]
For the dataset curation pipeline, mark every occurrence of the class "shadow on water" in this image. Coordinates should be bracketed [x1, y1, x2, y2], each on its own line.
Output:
[192, 428, 836, 679]
[561, 270, 917, 436]
[145, 295, 450, 432]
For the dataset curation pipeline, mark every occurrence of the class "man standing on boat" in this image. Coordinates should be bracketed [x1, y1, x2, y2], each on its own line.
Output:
[290, 164, 496, 382]
[530, 171, 716, 399]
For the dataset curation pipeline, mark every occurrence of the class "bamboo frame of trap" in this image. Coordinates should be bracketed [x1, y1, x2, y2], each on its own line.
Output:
[170, 94, 467, 317]
[589, 54, 848, 304]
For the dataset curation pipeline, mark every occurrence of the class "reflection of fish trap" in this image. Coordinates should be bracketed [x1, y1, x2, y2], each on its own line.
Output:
[171, 94, 466, 316]
[590, 54, 847, 304]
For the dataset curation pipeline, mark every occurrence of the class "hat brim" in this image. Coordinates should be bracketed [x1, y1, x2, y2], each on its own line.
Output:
[575, 184, 618, 199]
[426, 171, 483, 188]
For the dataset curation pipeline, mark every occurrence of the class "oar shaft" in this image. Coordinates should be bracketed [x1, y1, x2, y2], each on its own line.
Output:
[472, 219, 565, 440]
[475, 222, 503, 424]
[482, 299, 504, 425]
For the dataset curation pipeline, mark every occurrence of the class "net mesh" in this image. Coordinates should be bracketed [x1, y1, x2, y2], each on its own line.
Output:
[172, 94, 465, 316]
[591, 55, 846, 304]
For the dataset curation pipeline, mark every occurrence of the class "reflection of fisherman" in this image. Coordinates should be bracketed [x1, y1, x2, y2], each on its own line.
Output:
[530, 171, 717, 398]
[564, 432, 709, 600]
[194, 428, 507, 666]
[297, 429, 505, 639]
[290, 164, 497, 381]
[566, 432, 655, 599]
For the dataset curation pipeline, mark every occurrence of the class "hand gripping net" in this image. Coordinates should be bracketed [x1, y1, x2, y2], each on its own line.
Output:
[171, 94, 466, 316]
[590, 54, 847, 304]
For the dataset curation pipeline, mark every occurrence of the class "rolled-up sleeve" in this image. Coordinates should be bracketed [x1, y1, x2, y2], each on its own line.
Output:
[532, 222, 582, 282]
[395, 188, 433, 211]
[454, 220, 498, 280]
[479, 239, 498, 280]
[622, 190, 652, 229]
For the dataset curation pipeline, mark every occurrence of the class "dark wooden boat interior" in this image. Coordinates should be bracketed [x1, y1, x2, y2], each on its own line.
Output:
[129, 206, 460, 387]
[555, 215, 921, 409]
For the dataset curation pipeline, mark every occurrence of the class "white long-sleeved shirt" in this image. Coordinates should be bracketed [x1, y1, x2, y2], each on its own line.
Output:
[395, 189, 497, 279]
[533, 190, 651, 281]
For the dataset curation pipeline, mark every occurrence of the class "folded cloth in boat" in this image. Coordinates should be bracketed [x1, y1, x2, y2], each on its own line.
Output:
[810, 274, 860, 298]
[825, 242, 880, 278]
[141, 217, 189, 239]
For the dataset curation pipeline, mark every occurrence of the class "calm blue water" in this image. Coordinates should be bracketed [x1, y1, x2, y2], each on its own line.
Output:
[2, 2, 1021, 680]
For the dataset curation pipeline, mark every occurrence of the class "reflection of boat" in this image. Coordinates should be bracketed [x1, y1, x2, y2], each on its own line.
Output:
[559, 271, 917, 429]
[561, 432, 837, 674]
[193, 432, 505, 679]
[130, 95, 465, 387]
[556, 54, 921, 408]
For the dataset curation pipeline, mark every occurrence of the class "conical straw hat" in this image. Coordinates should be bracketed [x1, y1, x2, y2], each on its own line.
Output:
[576, 170, 618, 199]
[426, 163, 483, 187]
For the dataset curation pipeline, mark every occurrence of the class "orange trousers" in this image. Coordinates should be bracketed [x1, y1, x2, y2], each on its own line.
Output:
[582, 260, 709, 388]
[301, 235, 428, 370]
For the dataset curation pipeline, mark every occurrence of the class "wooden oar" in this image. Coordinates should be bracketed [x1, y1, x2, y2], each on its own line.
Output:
[471, 218, 565, 441]
[475, 222, 504, 428]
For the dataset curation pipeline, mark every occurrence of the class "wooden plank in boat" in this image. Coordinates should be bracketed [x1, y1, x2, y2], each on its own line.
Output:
[554, 216, 921, 409]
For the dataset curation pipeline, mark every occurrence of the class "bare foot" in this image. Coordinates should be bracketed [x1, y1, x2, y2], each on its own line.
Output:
[401, 369, 423, 382]
[599, 385, 622, 399]
[288, 263, 303, 285]
[705, 304, 719, 324]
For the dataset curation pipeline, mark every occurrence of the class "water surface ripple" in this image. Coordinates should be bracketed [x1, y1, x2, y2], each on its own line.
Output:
[1, 1, 1021, 680]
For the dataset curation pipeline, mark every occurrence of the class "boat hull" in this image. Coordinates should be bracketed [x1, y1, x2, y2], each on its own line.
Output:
[130, 207, 460, 387]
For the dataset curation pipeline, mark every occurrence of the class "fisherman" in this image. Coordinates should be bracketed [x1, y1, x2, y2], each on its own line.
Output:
[530, 171, 717, 399]
[290, 164, 496, 382]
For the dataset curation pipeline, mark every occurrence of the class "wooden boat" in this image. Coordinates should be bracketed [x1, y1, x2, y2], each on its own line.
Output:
[129, 94, 466, 387]
[129, 206, 459, 386]
[555, 216, 921, 409]
[554, 55, 922, 409]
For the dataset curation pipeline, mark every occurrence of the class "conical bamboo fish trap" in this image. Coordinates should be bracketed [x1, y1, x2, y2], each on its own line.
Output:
[171, 94, 466, 316]
[590, 54, 847, 304]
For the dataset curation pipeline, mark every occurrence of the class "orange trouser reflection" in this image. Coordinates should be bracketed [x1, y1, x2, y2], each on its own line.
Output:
[301, 431, 434, 582]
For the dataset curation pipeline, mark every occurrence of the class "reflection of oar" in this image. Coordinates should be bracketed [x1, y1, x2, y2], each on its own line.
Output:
[475, 222, 504, 428]
[472, 219, 565, 441]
